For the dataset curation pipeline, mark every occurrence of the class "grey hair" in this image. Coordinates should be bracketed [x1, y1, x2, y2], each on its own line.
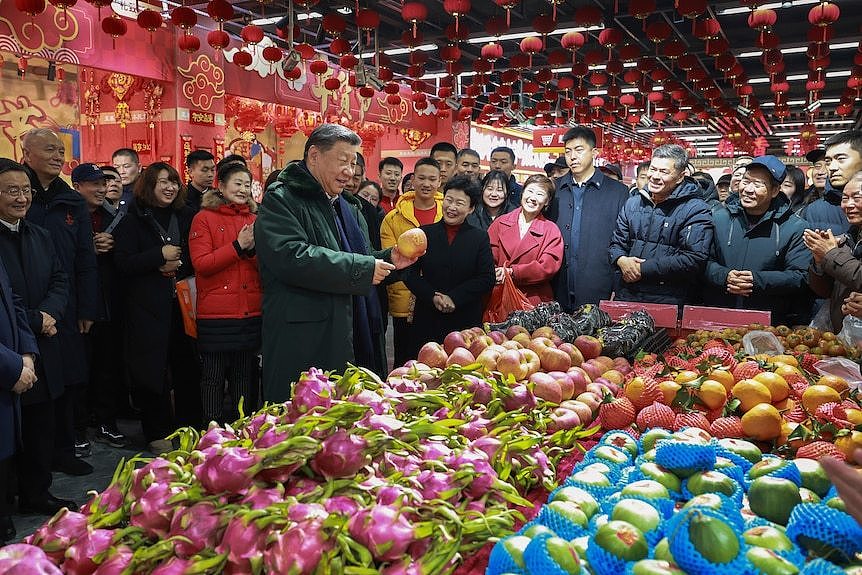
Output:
[303, 124, 361, 160]
[21, 128, 61, 150]
[651, 144, 689, 174]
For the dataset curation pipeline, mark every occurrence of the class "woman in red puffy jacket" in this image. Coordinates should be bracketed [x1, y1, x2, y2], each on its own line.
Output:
[189, 163, 261, 423]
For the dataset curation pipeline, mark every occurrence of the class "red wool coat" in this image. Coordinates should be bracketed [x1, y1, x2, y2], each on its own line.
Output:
[487, 208, 565, 305]
[189, 199, 262, 320]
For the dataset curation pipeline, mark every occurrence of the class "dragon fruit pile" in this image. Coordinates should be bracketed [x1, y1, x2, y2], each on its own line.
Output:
[5, 362, 598, 574]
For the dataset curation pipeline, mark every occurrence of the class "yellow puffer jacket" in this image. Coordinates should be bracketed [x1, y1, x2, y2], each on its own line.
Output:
[380, 191, 444, 317]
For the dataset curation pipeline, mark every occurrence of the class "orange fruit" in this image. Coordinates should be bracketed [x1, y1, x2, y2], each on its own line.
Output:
[602, 369, 625, 385]
[753, 372, 790, 402]
[741, 403, 783, 440]
[834, 430, 862, 459]
[773, 364, 802, 379]
[772, 397, 796, 412]
[674, 370, 700, 385]
[698, 379, 728, 410]
[801, 385, 841, 413]
[815, 374, 850, 399]
[732, 379, 773, 412]
[769, 354, 799, 367]
[847, 408, 862, 426]
[659, 379, 682, 405]
[709, 369, 736, 394]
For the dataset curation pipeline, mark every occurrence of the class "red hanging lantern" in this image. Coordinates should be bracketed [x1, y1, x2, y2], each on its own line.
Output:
[407, 65, 424, 78]
[324, 77, 340, 91]
[207, 30, 230, 50]
[241, 25, 264, 44]
[206, 0, 233, 27]
[532, 14, 556, 36]
[598, 28, 622, 58]
[481, 42, 503, 65]
[15, 0, 45, 16]
[445, 22, 471, 42]
[101, 14, 127, 49]
[645, 21, 672, 44]
[84, 0, 110, 19]
[494, 0, 520, 26]
[440, 44, 461, 63]
[329, 38, 350, 56]
[233, 50, 252, 67]
[178, 34, 200, 54]
[359, 86, 375, 98]
[170, 7, 197, 30]
[309, 60, 328, 76]
[444, 0, 471, 34]
[519, 36, 543, 67]
[677, 0, 706, 19]
[692, 18, 721, 40]
[748, 9, 777, 30]
[401, 2, 427, 38]
[136, 9, 162, 35]
[704, 37, 729, 57]
[48, 0, 76, 16]
[618, 44, 641, 62]
[547, 49, 568, 67]
[809, 2, 840, 26]
[560, 31, 585, 61]
[321, 12, 346, 36]
[574, 5, 603, 28]
[262, 46, 282, 64]
[629, 0, 656, 20]
[356, 8, 380, 43]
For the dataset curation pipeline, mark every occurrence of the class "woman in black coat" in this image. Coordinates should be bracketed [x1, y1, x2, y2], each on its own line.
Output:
[113, 162, 201, 453]
[402, 175, 495, 356]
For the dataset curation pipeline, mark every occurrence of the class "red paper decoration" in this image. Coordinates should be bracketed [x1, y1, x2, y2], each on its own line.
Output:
[532, 14, 556, 36]
[295, 43, 316, 60]
[262, 46, 282, 64]
[440, 44, 461, 63]
[178, 34, 200, 54]
[693, 18, 721, 40]
[206, 0, 233, 24]
[401, 2, 427, 38]
[560, 31, 585, 53]
[329, 38, 350, 56]
[481, 42, 504, 63]
[676, 0, 707, 19]
[101, 14, 127, 48]
[233, 51, 252, 67]
[629, 0, 656, 20]
[170, 7, 197, 30]
[355, 9, 380, 30]
[808, 2, 840, 26]
[322, 12, 346, 36]
[207, 30, 230, 50]
[747, 9, 777, 30]
[646, 21, 672, 44]
[574, 5, 602, 27]
[309, 60, 328, 76]
[241, 25, 264, 44]
[324, 78, 340, 91]
[136, 9, 162, 33]
[444, 0, 471, 33]
[15, 0, 46, 17]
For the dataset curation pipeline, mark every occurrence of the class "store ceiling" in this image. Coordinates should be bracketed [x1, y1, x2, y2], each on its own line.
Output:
[202, 0, 861, 157]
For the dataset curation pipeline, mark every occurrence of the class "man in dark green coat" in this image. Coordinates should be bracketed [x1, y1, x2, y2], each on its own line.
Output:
[255, 124, 413, 401]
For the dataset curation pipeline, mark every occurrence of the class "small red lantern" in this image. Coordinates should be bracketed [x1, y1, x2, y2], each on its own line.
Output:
[324, 78, 341, 91]
[532, 14, 556, 36]
[295, 43, 315, 60]
[101, 14, 127, 48]
[445, 22, 470, 42]
[444, 0, 471, 33]
[233, 50, 252, 67]
[481, 42, 503, 63]
[748, 9, 777, 30]
[206, 0, 233, 26]
[560, 31, 585, 55]
[676, 0, 707, 19]
[401, 2, 427, 38]
[170, 7, 197, 30]
[387, 94, 401, 106]
[309, 60, 328, 76]
[646, 21, 672, 44]
[136, 9, 162, 35]
[574, 5, 602, 28]
[321, 12, 346, 36]
[356, 9, 380, 31]
[693, 18, 721, 40]
[629, 0, 656, 20]
[285, 67, 301, 81]
[241, 25, 264, 44]
[808, 2, 840, 26]
[262, 46, 282, 64]
[15, 0, 46, 17]
[519, 35, 543, 67]
[618, 44, 641, 62]
[178, 34, 200, 54]
[358, 86, 375, 99]
[486, 15, 509, 37]
[207, 30, 230, 50]
[329, 38, 350, 55]
[494, 0, 520, 26]
[440, 44, 461, 63]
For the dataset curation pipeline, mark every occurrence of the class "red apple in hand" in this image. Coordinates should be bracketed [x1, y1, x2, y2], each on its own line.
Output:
[446, 347, 475, 367]
[531, 372, 564, 404]
[396, 228, 427, 258]
[418, 342, 447, 369]
[574, 335, 603, 360]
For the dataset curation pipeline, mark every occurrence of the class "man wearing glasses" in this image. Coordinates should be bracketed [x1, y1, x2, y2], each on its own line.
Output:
[21, 128, 99, 476]
[704, 156, 812, 325]
[548, 126, 628, 310]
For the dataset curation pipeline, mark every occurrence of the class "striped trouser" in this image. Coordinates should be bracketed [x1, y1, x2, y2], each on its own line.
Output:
[199, 350, 259, 424]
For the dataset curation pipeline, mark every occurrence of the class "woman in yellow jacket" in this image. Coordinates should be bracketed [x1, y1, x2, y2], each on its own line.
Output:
[380, 157, 444, 367]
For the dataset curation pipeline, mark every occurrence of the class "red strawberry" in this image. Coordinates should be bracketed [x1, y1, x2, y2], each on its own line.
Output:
[784, 374, 810, 399]
[710, 416, 744, 438]
[732, 360, 762, 381]
[636, 402, 676, 431]
[697, 348, 738, 371]
[800, 353, 819, 372]
[705, 406, 725, 422]
[814, 402, 852, 429]
[599, 396, 636, 430]
[796, 441, 846, 461]
[666, 356, 690, 370]
[673, 411, 711, 432]
[784, 405, 808, 423]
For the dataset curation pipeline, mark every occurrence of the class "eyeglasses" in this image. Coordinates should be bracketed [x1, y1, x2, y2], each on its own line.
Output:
[740, 178, 769, 192]
[156, 178, 179, 188]
[1, 188, 32, 198]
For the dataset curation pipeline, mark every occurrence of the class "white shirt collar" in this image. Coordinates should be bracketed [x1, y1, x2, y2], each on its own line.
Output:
[0, 219, 20, 232]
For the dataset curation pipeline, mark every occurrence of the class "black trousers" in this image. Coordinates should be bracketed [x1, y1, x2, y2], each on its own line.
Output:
[87, 320, 125, 426]
[53, 385, 77, 462]
[18, 399, 55, 503]
[200, 350, 258, 425]
[392, 317, 414, 369]
[168, 303, 202, 431]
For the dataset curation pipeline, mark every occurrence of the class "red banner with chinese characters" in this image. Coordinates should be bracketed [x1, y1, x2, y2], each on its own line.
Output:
[190, 110, 216, 126]
[214, 138, 224, 163]
[131, 140, 152, 154]
[180, 135, 192, 183]
[533, 127, 604, 153]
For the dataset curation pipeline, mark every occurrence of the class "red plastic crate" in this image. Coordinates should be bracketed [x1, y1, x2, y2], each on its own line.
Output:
[680, 305, 771, 338]
[600, 300, 679, 330]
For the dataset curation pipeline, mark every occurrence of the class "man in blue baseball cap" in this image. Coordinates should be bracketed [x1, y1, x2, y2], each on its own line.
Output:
[703, 155, 813, 325]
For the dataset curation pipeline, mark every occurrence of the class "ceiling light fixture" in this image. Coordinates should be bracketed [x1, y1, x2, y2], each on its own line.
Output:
[717, 0, 819, 15]
[252, 11, 321, 25]
[360, 44, 436, 58]
[467, 25, 603, 44]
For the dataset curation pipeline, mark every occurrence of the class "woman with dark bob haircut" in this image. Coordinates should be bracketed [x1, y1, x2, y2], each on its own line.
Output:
[467, 169, 517, 231]
[113, 162, 201, 454]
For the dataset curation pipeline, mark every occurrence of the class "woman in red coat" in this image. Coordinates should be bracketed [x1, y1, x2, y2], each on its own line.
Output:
[487, 174, 564, 305]
[189, 163, 262, 423]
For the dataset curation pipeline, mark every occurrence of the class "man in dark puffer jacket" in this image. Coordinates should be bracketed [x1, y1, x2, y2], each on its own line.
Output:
[703, 156, 813, 326]
[608, 144, 714, 307]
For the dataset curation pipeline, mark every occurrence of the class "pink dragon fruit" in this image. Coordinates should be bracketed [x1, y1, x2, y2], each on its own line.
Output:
[194, 445, 261, 495]
[309, 430, 370, 479]
[215, 515, 268, 573]
[381, 559, 424, 575]
[471, 436, 502, 461]
[25, 508, 89, 563]
[432, 407, 450, 419]
[169, 501, 225, 558]
[197, 425, 238, 450]
[349, 389, 389, 414]
[347, 504, 415, 562]
[242, 412, 279, 440]
[415, 470, 458, 502]
[502, 383, 536, 411]
[323, 496, 359, 516]
[92, 546, 133, 575]
[130, 458, 183, 500]
[376, 484, 419, 506]
[289, 368, 334, 419]
[459, 415, 491, 440]
[465, 374, 493, 404]
[420, 440, 454, 462]
[130, 483, 185, 538]
[447, 450, 497, 499]
[150, 557, 194, 575]
[466, 500, 486, 514]
[357, 413, 404, 436]
[284, 477, 322, 497]
[251, 423, 289, 450]
[82, 483, 124, 518]
[264, 519, 332, 575]
[63, 528, 115, 575]
[379, 452, 420, 476]
[0, 544, 63, 575]
[240, 485, 285, 510]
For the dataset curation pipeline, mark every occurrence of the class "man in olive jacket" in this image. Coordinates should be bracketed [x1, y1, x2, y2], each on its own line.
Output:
[255, 124, 414, 401]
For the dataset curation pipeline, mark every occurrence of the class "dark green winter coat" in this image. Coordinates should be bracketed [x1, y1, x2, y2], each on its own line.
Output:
[255, 161, 391, 401]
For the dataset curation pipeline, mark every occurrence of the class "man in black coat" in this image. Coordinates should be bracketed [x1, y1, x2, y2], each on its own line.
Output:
[0, 158, 76, 516]
[111, 148, 141, 214]
[184, 150, 215, 212]
[608, 144, 714, 307]
[21, 128, 98, 476]
[548, 126, 629, 311]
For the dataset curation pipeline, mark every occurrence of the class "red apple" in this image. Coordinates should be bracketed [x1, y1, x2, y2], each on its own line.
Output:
[532, 326, 557, 339]
[396, 227, 428, 258]
[558, 342, 585, 367]
[468, 335, 493, 357]
[446, 347, 475, 367]
[540, 347, 572, 373]
[497, 349, 529, 380]
[475, 347, 502, 372]
[520, 348, 541, 378]
[550, 406, 582, 430]
[531, 372, 564, 404]
[594, 356, 616, 372]
[417, 342, 447, 369]
[505, 324, 528, 339]
[576, 392, 601, 411]
[548, 371, 575, 400]
[586, 382, 611, 397]
[443, 331, 467, 355]
[574, 335, 603, 360]
[512, 332, 532, 348]
[487, 330, 507, 344]
[567, 367, 592, 395]
[580, 359, 603, 381]
[502, 383, 536, 411]
[561, 400, 593, 424]
[501, 340, 522, 350]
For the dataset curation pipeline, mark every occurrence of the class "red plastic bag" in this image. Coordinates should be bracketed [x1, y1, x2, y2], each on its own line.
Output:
[483, 268, 534, 323]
